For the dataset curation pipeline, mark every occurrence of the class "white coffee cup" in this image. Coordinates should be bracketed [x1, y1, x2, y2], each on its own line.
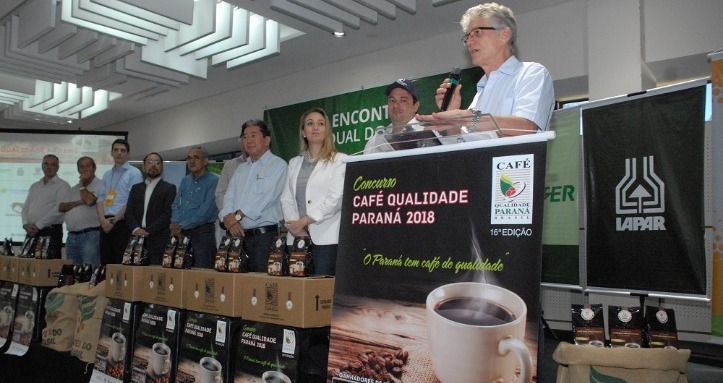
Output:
[110, 332, 126, 362]
[426, 282, 532, 383]
[261, 370, 291, 383]
[151, 342, 171, 376]
[0, 306, 13, 327]
[199, 356, 222, 383]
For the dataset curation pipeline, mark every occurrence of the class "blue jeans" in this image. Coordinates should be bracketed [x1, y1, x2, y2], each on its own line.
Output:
[243, 231, 276, 272]
[310, 243, 338, 276]
[65, 230, 101, 267]
[186, 223, 217, 269]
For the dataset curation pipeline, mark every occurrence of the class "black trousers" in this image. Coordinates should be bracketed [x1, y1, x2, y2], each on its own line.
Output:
[100, 218, 130, 265]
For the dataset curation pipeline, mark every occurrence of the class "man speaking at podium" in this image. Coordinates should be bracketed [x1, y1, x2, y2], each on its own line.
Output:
[418, 2, 555, 136]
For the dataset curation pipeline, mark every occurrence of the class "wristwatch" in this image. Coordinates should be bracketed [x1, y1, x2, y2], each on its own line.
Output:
[234, 210, 244, 221]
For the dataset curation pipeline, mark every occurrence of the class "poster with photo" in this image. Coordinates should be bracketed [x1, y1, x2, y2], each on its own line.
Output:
[328, 136, 550, 383]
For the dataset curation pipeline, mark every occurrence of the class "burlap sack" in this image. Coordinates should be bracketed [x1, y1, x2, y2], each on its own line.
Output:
[553, 342, 690, 383]
[41, 282, 88, 352]
[71, 282, 108, 363]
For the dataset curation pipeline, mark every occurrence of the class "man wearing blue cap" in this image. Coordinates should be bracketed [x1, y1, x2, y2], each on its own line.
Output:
[363, 78, 422, 153]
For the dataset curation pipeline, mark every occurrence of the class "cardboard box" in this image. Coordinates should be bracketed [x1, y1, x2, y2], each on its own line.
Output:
[240, 273, 335, 328]
[141, 266, 185, 308]
[105, 264, 145, 302]
[233, 320, 329, 383]
[0, 256, 18, 282]
[183, 269, 246, 318]
[17, 258, 69, 286]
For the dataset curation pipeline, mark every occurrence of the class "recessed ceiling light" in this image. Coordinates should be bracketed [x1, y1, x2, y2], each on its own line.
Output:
[333, 31, 345, 37]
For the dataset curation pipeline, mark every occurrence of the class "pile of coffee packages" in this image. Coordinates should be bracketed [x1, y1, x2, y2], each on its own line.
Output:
[162, 235, 194, 269]
[121, 236, 149, 266]
[1, 238, 14, 256]
[17, 236, 59, 259]
[58, 264, 106, 287]
[214, 236, 248, 273]
[571, 304, 678, 348]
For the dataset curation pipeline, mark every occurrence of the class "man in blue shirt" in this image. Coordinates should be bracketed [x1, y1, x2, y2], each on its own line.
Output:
[220, 119, 287, 272]
[96, 139, 143, 264]
[171, 146, 219, 268]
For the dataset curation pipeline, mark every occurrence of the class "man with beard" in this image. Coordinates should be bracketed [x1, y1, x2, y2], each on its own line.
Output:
[59, 156, 103, 266]
[125, 153, 177, 265]
[171, 147, 219, 268]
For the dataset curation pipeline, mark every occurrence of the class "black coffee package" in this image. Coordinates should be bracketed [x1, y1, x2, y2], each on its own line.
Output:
[92, 299, 144, 383]
[175, 312, 242, 383]
[122, 236, 140, 265]
[7, 284, 49, 356]
[19, 236, 36, 258]
[58, 264, 77, 287]
[2, 238, 14, 256]
[608, 305, 644, 348]
[130, 303, 186, 383]
[162, 236, 178, 268]
[174, 236, 193, 269]
[89, 265, 106, 287]
[132, 236, 150, 266]
[33, 236, 46, 259]
[215, 236, 232, 272]
[267, 234, 288, 276]
[645, 306, 679, 349]
[0, 282, 19, 354]
[289, 236, 313, 277]
[227, 237, 249, 273]
[571, 304, 605, 347]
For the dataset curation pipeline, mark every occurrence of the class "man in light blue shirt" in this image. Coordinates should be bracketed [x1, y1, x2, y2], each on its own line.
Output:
[171, 147, 219, 268]
[418, 3, 554, 135]
[220, 119, 287, 272]
[96, 139, 143, 264]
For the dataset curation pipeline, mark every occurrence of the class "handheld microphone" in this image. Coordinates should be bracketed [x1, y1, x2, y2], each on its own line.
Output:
[440, 67, 461, 111]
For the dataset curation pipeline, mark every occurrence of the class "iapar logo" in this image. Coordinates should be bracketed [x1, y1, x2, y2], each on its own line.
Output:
[614, 156, 666, 231]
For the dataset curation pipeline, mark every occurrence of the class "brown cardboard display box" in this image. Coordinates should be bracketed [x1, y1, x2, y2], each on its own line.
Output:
[0, 256, 18, 282]
[105, 264, 145, 302]
[240, 273, 334, 328]
[183, 268, 245, 317]
[17, 258, 69, 286]
[141, 266, 185, 308]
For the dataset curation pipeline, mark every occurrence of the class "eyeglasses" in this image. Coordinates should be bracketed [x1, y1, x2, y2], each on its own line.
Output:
[145, 160, 162, 165]
[461, 26, 497, 44]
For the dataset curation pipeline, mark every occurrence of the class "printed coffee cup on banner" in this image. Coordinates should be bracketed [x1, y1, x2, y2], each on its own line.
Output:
[110, 332, 126, 362]
[261, 370, 291, 383]
[199, 356, 222, 383]
[426, 282, 531, 383]
[151, 342, 171, 377]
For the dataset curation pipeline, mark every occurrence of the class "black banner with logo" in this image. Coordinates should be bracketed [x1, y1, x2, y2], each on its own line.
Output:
[328, 137, 550, 382]
[583, 85, 706, 295]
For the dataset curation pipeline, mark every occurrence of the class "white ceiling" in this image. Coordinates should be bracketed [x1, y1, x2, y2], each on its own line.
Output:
[0, 0, 582, 131]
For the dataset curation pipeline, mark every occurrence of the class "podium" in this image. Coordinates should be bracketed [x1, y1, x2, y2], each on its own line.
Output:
[329, 132, 555, 382]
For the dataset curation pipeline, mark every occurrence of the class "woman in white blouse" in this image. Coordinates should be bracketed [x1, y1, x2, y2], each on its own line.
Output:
[281, 107, 347, 275]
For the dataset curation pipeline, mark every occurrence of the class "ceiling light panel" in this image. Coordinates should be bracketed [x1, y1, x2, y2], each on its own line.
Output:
[119, 0, 194, 25]
[163, 0, 215, 52]
[78, 0, 170, 36]
[226, 19, 280, 69]
[192, 7, 249, 59]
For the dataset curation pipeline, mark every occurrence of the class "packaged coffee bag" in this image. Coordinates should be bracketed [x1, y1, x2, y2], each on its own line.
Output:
[645, 306, 679, 349]
[267, 235, 287, 276]
[608, 305, 644, 348]
[162, 236, 178, 268]
[19, 236, 36, 258]
[132, 236, 149, 266]
[215, 236, 232, 272]
[121, 236, 139, 265]
[33, 236, 47, 259]
[174, 236, 191, 269]
[289, 237, 313, 277]
[571, 304, 605, 347]
[227, 237, 249, 273]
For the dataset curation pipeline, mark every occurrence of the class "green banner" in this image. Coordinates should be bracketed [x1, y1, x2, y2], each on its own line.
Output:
[264, 68, 483, 161]
[542, 108, 581, 285]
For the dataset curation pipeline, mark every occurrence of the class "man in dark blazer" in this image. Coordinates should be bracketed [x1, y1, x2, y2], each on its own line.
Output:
[125, 152, 177, 265]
